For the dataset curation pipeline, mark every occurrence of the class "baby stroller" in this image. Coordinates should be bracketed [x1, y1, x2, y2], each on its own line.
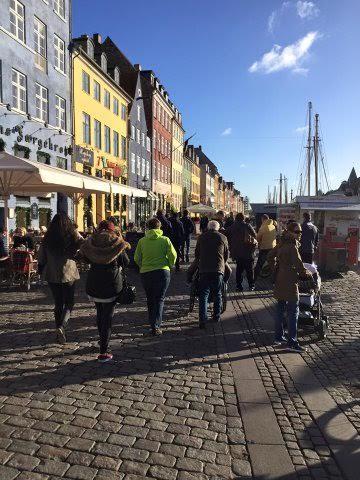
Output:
[298, 263, 328, 339]
[188, 264, 229, 314]
[10, 249, 39, 291]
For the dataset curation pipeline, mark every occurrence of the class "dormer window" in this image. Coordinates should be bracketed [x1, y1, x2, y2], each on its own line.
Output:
[114, 67, 120, 84]
[101, 53, 107, 72]
[87, 39, 94, 59]
[138, 88, 142, 97]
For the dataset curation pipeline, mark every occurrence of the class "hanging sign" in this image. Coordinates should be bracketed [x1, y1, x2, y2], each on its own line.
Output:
[30, 203, 39, 220]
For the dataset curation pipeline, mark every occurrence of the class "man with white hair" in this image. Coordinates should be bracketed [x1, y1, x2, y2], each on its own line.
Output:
[195, 220, 229, 328]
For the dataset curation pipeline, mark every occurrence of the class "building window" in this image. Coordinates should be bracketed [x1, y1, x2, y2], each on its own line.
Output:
[113, 97, 119, 115]
[131, 153, 135, 174]
[136, 156, 141, 176]
[146, 161, 150, 180]
[121, 136, 126, 159]
[146, 137, 151, 152]
[94, 119, 101, 148]
[34, 17, 47, 71]
[82, 70, 90, 93]
[141, 158, 145, 177]
[35, 83, 48, 122]
[54, 0, 65, 18]
[93, 80, 100, 102]
[104, 125, 111, 153]
[101, 53, 107, 72]
[10, 0, 25, 43]
[114, 67, 120, 84]
[121, 104, 126, 120]
[11, 69, 27, 113]
[55, 95, 66, 130]
[87, 39, 94, 58]
[137, 105, 141, 121]
[141, 132, 145, 147]
[113, 131, 119, 157]
[131, 125, 135, 140]
[104, 89, 110, 109]
[136, 129, 140, 144]
[54, 34, 65, 73]
[82, 112, 91, 144]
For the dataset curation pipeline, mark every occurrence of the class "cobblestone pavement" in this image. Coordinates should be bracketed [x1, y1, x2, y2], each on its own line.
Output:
[0, 260, 359, 479]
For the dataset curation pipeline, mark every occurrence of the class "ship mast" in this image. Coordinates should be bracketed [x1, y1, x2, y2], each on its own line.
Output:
[313, 113, 320, 196]
[306, 101, 312, 196]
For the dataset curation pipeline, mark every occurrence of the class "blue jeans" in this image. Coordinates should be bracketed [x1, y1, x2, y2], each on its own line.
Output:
[141, 269, 171, 329]
[276, 300, 299, 345]
[199, 273, 223, 324]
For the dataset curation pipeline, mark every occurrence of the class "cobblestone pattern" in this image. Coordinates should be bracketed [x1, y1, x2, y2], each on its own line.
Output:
[0, 264, 250, 479]
[231, 270, 360, 479]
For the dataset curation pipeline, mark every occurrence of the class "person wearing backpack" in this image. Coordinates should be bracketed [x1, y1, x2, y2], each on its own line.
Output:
[226, 212, 257, 291]
[80, 220, 130, 362]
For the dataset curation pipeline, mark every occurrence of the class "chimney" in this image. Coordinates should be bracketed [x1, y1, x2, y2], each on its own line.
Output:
[198, 145, 202, 151]
[134, 63, 142, 71]
[93, 33, 102, 44]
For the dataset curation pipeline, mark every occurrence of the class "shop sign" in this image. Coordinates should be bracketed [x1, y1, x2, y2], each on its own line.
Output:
[75, 146, 94, 165]
[0, 125, 72, 156]
[30, 202, 39, 220]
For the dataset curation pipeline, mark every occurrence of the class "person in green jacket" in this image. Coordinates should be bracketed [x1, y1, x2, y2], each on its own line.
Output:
[134, 217, 177, 335]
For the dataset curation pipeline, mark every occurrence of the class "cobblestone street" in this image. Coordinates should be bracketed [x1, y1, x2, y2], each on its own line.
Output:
[0, 262, 359, 479]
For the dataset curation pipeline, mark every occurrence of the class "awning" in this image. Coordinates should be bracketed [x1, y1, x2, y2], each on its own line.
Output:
[111, 182, 147, 198]
[187, 204, 217, 214]
[83, 176, 111, 194]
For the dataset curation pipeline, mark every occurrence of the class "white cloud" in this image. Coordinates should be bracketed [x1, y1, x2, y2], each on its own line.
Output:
[292, 67, 309, 75]
[295, 126, 307, 133]
[221, 128, 232, 136]
[296, 1, 320, 19]
[249, 31, 320, 74]
[239, 164, 246, 168]
[267, 2, 291, 33]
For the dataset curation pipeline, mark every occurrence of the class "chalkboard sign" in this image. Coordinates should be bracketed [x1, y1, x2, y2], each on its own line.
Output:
[31, 203, 39, 220]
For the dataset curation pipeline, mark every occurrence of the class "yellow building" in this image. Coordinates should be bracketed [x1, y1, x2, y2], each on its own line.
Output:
[171, 108, 184, 212]
[189, 146, 200, 205]
[72, 35, 131, 229]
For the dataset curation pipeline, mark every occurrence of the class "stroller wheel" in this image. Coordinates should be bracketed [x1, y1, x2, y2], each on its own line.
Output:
[317, 319, 327, 340]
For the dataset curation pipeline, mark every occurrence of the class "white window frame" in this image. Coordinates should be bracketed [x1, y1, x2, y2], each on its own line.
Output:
[54, 0, 65, 19]
[113, 131, 119, 157]
[131, 125, 135, 140]
[55, 95, 66, 130]
[137, 105, 141, 121]
[82, 112, 91, 144]
[146, 137, 151, 152]
[82, 70, 90, 94]
[11, 68, 27, 113]
[10, 0, 25, 43]
[136, 128, 140, 144]
[146, 161, 150, 180]
[54, 34, 65, 73]
[141, 158, 145, 177]
[93, 80, 100, 102]
[141, 132, 145, 148]
[94, 119, 101, 149]
[104, 125, 111, 153]
[35, 83, 48, 122]
[131, 153, 136, 174]
[113, 97, 119, 115]
[136, 155, 141, 176]
[104, 89, 110, 109]
[34, 16, 47, 70]
[121, 104, 126, 120]
[121, 136, 126, 159]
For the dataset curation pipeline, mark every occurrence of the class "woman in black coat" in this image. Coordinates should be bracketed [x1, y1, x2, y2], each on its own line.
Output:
[80, 220, 130, 362]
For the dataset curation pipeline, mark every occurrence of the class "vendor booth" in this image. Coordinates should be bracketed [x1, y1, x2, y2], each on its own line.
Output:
[295, 195, 360, 272]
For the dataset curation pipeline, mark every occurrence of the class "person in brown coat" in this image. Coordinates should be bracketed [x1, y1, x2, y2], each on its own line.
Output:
[267, 222, 311, 353]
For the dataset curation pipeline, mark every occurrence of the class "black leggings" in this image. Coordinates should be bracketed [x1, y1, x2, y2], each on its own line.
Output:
[95, 302, 116, 354]
[48, 282, 75, 329]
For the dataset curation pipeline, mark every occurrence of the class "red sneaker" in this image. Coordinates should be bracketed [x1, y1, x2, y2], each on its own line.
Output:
[97, 353, 113, 363]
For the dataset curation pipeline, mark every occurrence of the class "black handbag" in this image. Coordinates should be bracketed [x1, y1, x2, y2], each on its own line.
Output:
[117, 268, 136, 305]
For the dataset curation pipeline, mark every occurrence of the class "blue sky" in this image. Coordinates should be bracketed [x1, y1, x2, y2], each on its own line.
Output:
[73, 0, 360, 202]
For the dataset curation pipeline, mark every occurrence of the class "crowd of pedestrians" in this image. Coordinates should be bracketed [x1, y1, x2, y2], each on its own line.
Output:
[12, 207, 320, 361]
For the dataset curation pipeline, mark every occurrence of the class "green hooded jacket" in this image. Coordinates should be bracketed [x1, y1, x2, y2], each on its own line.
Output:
[134, 229, 177, 273]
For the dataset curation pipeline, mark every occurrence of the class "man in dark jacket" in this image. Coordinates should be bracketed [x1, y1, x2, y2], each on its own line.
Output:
[195, 220, 229, 328]
[156, 209, 173, 239]
[180, 210, 194, 262]
[226, 212, 257, 291]
[170, 212, 184, 271]
[200, 215, 209, 233]
[224, 212, 235, 229]
[300, 212, 319, 264]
